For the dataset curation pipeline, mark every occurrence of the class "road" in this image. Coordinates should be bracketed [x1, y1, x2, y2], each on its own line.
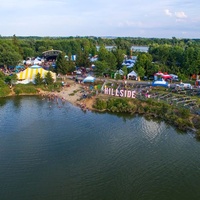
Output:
[65, 74, 179, 88]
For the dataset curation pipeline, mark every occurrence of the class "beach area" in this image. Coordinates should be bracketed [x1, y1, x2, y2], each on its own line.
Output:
[38, 79, 96, 110]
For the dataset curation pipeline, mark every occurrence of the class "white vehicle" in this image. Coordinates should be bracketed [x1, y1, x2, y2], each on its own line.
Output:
[74, 70, 82, 75]
[176, 83, 192, 89]
[169, 74, 179, 82]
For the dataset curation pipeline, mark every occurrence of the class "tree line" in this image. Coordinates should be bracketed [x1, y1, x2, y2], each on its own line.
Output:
[1, 35, 200, 80]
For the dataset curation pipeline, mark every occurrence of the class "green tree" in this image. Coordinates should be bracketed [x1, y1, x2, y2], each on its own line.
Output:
[66, 53, 76, 73]
[38, 46, 47, 56]
[12, 34, 23, 56]
[97, 45, 117, 73]
[0, 40, 22, 67]
[105, 51, 117, 73]
[94, 61, 109, 77]
[122, 65, 128, 77]
[35, 73, 43, 85]
[0, 51, 22, 67]
[0, 71, 5, 80]
[76, 51, 91, 68]
[135, 53, 152, 76]
[98, 45, 108, 61]
[4, 74, 17, 85]
[56, 52, 68, 75]
[44, 72, 54, 85]
[113, 49, 125, 70]
[0, 79, 6, 87]
[148, 63, 160, 75]
[137, 66, 145, 79]
[22, 47, 35, 59]
[115, 37, 130, 51]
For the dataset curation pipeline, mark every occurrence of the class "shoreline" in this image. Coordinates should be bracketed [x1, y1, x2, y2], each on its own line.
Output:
[2, 81, 200, 136]
[38, 82, 96, 110]
[3, 79, 96, 111]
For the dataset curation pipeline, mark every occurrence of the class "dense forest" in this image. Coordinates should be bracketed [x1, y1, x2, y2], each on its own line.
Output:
[1, 35, 200, 80]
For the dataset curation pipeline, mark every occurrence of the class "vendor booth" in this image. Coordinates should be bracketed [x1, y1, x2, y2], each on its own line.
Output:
[83, 75, 96, 83]
[127, 70, 138, 80]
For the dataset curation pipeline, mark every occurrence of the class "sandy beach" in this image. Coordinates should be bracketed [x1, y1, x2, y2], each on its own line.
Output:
[39, 79, 96, 110]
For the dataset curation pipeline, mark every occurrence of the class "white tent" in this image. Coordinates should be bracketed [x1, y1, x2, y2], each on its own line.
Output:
[114, 69, 124, 78]
[33, 59, 42, 65]
[83, 75, 95, 83]
[127, 70, 137, 79]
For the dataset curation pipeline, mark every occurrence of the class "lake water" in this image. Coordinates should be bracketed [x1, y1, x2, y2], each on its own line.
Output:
[0, 96, 200, 200]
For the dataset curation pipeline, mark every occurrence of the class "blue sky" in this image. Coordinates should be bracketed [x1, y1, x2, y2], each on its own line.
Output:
[0, 0, 199, 38]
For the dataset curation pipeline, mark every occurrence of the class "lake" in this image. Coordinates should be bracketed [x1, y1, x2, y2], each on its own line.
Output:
[0, 96, 200, 200]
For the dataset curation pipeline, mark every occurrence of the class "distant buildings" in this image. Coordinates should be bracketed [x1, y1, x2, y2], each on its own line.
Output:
[96, 45, 149, 53]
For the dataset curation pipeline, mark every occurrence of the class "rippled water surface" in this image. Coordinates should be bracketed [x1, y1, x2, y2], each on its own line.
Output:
[0, 96, 200, 200]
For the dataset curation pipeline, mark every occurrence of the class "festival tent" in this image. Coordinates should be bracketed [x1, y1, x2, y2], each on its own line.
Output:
[127, 70, 138, 79]
[122, 59, 136, 69]
[152, 78, 169, 88]
[15, 65, 25, 72]
[16, 67, 56, 84]
[154, 72, 172, 80]
[33, 59, 42, 65]
[114, 69, 124, 78]
[83, 75, 96, 83]
[24, 59, 32, 65]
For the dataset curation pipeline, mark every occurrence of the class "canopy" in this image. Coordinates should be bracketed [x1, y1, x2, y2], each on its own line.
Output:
[30, 64, 42, 69]
[127, 70, 137, 79]
[83, 75, 95, 83]
[154, 71, 172, 80]
[16, 67, 56, 84]
[33, 59, 42, 65]
[114, 69, 124, 78]
[15, 65, 25, 72]
[122, 59, 135, 69]
[16, 65, 24, 69]
[152, 79, 168, 88]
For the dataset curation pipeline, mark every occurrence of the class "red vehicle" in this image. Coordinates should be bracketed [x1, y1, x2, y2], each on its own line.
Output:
[154, 72, 172, 81]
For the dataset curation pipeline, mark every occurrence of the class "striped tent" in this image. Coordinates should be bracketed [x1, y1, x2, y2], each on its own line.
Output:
[16, 67, 56, 84]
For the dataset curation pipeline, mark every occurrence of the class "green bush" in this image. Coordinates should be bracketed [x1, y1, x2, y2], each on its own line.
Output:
[0, 86, 10, 97]
[14, 88, 22, 95]
[177, 108, 190, 119]
[13, 84, 37, 95]
[174, 118, 192, 130]
[94, 98, 107, 110]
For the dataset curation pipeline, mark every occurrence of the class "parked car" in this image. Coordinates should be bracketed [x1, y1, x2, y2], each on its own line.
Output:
[74, 70, 82, 75]
[142, 76, 148, 81]
[169, 74, 179, 82]
[172, 77, 179, 82]
[176, 83, 193, 89]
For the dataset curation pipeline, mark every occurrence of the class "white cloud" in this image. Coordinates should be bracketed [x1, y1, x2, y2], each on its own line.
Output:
[164, 9, 173, 16]
[164, 9, 188, 19]
[0, 0, 198, 38]
[175, 11, 187, 19]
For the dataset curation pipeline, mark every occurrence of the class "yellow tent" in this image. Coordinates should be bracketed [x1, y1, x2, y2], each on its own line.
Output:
[16, 67, 56, 84]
